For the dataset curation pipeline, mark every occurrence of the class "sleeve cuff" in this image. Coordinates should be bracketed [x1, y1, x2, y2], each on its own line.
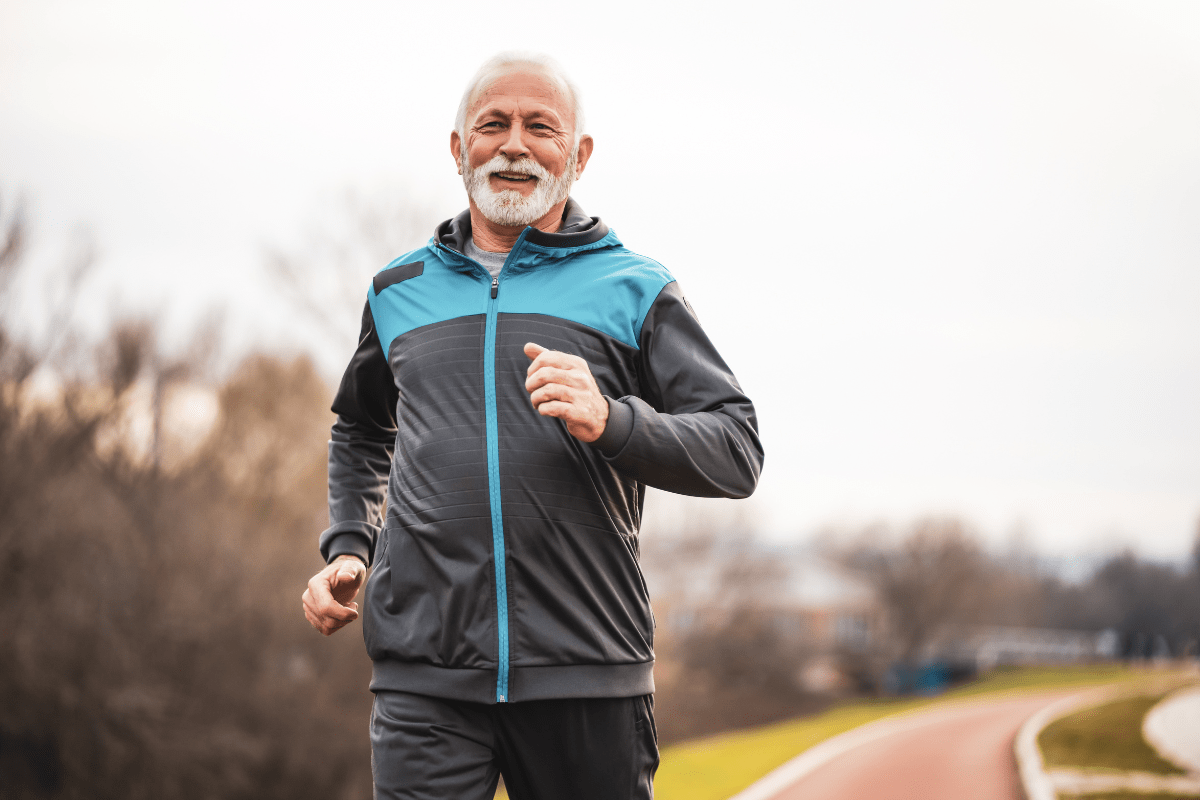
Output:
[591, 396, 634, 457]
[319, 521, 377, 566]
[325, 534, 371, 566]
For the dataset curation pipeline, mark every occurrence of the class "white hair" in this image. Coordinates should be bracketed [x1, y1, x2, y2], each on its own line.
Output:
[454, 52, 586, 145]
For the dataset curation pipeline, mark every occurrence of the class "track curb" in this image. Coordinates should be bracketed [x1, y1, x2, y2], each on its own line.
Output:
[1013, 680, 1199, 800]
[1013, 690, 1105, 800]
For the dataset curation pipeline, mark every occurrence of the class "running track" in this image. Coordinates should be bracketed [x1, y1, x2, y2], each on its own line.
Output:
[753, 692, 1072, 800]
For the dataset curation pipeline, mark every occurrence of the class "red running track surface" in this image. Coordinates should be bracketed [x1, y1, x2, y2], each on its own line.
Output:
[765, 692, 1071, 800]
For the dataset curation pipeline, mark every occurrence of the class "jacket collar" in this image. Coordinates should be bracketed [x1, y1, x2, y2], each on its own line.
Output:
[433, 197, 611, 254]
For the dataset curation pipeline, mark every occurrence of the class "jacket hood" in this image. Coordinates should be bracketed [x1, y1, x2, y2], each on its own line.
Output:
[433, 197, 612, 254]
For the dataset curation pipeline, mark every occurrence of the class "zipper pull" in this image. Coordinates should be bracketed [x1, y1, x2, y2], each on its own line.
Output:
[490, 277, 499, 299]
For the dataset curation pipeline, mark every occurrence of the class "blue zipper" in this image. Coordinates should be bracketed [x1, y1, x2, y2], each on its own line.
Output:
[460, 231, 531, 704]
[483, 272, 508, 702]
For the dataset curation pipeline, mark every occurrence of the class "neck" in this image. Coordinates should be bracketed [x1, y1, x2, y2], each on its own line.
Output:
[467, 198, 568, 252]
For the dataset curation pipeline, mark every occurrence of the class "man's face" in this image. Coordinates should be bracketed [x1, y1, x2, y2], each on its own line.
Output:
[452, 69, 589, 228]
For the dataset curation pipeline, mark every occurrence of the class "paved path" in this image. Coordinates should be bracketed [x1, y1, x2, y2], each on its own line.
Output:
[743, 692, 1071, 800]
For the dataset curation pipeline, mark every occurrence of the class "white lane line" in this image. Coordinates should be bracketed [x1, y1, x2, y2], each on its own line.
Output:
[1047, 768, 1200, 795]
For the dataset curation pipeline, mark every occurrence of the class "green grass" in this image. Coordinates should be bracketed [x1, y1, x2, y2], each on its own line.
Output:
[492, 665, 1138, 800]
[939, 664, 1131, 698]
[652, 698, 923, 800]
[1039, 692, 1186, 775]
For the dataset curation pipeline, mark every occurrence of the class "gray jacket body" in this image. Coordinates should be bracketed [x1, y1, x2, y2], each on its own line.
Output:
[321, 200, 764, 703]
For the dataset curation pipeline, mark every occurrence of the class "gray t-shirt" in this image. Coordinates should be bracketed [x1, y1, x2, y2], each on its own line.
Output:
[464, 237, 508, 278]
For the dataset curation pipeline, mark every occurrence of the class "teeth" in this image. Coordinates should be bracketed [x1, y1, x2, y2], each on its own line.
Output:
[496, 172, 532, 180]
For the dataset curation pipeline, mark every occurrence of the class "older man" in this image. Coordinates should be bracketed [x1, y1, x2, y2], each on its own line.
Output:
[302, 52, 763, 800]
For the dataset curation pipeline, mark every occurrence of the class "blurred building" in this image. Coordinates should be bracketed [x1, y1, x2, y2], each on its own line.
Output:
[938, 625, 1121, 671]
[649, 548, 1148, 697]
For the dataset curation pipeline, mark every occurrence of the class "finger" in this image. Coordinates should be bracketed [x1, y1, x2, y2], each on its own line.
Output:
[307, 613, 330, 636]
[525, 366, 581, 394]
[332, 562, 364, 590]
[308, 572, 334, 602]
[302, 589, 319, 617]
[328, 603, 359, 622]
[317, 560, 359, 597]
[308, 604, 354, 636]
[526, 349, 553, 376]
[523, 342, 547, 361]
[314, 586, 359, 621]
[534, 400, 574, 419]
[525, 348, 580, 376]
[304, 608, 330, 635]
[530, 383, 574, 409]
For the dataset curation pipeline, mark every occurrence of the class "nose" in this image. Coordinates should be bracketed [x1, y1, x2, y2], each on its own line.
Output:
[498, 122, 530, 160]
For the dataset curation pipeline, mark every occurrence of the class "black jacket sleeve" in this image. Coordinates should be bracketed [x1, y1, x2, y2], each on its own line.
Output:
[590, 281, 764, 498]
[319, 299, 398, 566]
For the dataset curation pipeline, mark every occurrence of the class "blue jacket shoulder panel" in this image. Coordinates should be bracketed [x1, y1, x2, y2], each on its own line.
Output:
[367, 246, 489, 355]
[501, 246, 675, 350]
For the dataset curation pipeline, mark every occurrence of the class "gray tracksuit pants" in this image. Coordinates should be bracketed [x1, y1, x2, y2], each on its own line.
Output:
[370, 691, 658, 800]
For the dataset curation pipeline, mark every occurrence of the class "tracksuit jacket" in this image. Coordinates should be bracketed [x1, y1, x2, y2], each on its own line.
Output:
[320, 199, 764, 705]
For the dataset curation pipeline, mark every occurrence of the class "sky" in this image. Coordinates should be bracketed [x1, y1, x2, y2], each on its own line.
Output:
[2, 0, 1198, 560]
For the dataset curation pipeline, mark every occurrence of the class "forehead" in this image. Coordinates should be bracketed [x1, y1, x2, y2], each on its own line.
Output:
[470, 69, 572, 124]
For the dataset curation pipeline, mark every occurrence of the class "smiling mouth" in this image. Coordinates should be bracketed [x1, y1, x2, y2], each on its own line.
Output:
[493, 171, 536, 182]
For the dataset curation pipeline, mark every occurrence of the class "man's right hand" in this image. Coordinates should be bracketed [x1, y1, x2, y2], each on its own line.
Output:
[302, 555, 367, 636]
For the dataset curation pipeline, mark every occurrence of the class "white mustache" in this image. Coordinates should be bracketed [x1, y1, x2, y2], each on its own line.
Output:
[475, 155, 551, 182]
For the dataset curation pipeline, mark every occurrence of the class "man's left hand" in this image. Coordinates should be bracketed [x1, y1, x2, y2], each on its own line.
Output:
[524, 342, 609, 443]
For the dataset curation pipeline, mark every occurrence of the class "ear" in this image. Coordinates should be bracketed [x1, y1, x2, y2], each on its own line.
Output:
[574, 135, 594, 179]
[450, 130, 463, 175]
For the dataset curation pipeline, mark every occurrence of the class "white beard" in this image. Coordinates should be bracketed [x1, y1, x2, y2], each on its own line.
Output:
[462, 150, 577, 227]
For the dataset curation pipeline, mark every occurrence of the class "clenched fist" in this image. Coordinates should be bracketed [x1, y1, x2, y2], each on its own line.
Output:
[302, 555, 366, 636]
[524, 342, 609, 443]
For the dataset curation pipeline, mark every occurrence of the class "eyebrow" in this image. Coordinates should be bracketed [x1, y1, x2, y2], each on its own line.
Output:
[474, 105, 564, 126]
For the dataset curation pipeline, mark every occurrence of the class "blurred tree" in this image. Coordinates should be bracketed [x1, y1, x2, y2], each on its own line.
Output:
[0, 194, 374, 799]
[1040, 549, 1200, 656]
[840, 518, 992, 667]
[640, 508, 828, 743]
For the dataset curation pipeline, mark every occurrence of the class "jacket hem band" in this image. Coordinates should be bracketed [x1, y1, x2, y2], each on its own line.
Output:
[369, 660, 655, 703]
